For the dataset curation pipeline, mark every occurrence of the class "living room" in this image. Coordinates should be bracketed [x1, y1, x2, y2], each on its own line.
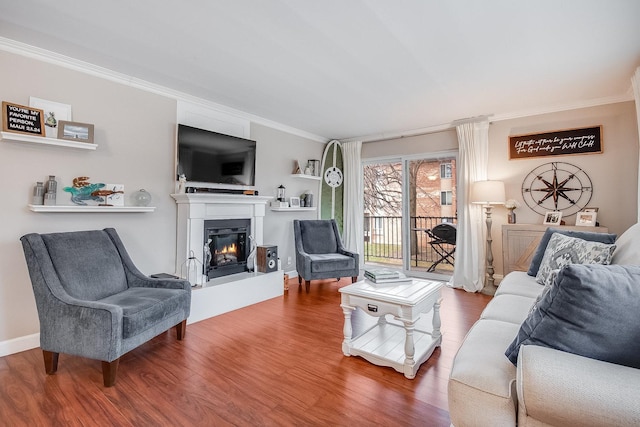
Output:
[1, 2, 640, 425]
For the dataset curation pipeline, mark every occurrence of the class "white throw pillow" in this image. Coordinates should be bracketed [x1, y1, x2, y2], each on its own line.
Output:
[535, 233, 616, 287]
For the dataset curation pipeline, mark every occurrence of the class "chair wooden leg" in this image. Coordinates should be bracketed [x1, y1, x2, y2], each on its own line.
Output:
[175, 319, 187, 340]
[42, 350, 59, 374]
[304, 279, 311, 292]
[298, 275, 302, 285]
[102, 359, 120, 387]
[351, 276, 358, 283]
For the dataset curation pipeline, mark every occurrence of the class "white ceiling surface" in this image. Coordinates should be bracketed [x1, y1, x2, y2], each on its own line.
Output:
[1, 1, 639, 141]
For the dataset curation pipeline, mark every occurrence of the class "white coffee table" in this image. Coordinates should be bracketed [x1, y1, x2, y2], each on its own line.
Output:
[339, 278, 443, 379]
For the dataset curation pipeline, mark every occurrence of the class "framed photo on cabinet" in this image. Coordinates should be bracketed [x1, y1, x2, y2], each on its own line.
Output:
[543, 211, 562, 225]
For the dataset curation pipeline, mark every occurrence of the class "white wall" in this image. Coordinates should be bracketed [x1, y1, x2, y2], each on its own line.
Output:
[252, 123, 325, 274]
[0, 50, 324, 354]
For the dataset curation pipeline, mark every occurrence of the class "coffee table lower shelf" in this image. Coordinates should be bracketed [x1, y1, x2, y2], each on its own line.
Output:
[347, 320, 441, 378]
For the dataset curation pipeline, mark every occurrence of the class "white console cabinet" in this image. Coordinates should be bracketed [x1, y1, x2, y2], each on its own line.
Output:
[502, 224, 609, 275]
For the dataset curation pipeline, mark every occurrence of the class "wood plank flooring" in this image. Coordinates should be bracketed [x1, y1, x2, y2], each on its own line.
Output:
[0, 278, 491, 426]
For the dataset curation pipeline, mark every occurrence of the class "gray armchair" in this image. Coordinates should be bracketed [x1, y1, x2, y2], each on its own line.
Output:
[20, 228, 191, 387]
[293, 219, 359, 289]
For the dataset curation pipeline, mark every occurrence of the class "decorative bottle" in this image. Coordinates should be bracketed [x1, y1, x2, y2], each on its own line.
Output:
[44, 175, 57, 206]
[32, 182, 45, 205]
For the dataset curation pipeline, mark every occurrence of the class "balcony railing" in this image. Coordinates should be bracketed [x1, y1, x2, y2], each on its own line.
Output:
[364, 216, 457, 271]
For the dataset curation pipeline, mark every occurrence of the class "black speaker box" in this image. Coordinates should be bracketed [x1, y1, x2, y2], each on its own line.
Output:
[257, 245, 278, 273]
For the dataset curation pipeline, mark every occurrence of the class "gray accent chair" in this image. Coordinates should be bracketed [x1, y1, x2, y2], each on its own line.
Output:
[20, 228, 191, 387]
[293, 219, 359, 289]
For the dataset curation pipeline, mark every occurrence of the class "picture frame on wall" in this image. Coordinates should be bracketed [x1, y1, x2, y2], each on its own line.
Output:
[29, 97, 72, 138]
[543, 211, 562, 225]
[290, 196, 300, 208]
[57, 120, 94, 144]
[575, 211, 597, 227]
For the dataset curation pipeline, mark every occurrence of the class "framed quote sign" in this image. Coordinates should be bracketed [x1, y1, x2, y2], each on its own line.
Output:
[2, 101, 45, 136]
[509, 126, 602, 159]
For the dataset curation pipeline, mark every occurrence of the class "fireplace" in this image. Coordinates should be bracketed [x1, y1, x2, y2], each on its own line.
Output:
[204, 218, 251, 279]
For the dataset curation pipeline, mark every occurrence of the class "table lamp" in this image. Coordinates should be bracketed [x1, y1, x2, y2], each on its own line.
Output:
[471, 180, 505, 295]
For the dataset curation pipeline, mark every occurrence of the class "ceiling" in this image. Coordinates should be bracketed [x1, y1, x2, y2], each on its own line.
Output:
[1, 1, 639, 141]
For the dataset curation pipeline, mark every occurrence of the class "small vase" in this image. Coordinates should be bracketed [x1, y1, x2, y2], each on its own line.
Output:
[508, 209, 516, 224]
[132, 189, 152, 206]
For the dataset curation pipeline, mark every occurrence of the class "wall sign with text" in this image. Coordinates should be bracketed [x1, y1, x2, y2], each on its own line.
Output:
[2, 101, 45, 136]
[509, 126, 602, 159]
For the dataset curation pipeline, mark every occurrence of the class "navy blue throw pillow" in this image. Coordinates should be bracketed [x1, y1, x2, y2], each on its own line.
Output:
[527, 228, 617, 277]
[505, 264, 640, 368]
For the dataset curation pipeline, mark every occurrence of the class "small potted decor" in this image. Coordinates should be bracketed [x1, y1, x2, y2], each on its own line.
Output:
[505, 199, 520, 224]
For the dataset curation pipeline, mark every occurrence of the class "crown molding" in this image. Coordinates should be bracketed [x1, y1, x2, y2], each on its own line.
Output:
[343, 92, 634, 144]
[0, 37, 328, 144]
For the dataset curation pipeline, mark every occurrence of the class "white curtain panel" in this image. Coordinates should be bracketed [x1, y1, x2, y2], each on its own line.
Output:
[632, 66, 640, 223]
[342, 140, 364, 266]
[450, 120, 490, 292]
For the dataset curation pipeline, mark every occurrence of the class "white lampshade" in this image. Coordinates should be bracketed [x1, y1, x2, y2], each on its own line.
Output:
[471, 180, 506, 205]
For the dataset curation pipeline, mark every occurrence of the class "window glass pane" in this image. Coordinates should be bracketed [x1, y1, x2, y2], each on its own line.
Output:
[440, 163, 452, 179]
[441, 191, 452, 205]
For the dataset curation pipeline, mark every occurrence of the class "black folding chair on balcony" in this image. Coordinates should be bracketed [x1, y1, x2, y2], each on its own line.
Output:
[425, 223, 457, 272]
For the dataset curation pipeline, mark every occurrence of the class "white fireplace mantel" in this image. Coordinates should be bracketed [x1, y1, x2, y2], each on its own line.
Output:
[171, 193, 272, 274]
[171, 193, 282, 324]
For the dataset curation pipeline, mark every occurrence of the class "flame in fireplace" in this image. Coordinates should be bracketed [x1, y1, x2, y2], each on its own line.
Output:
[216, 243, 237, 255]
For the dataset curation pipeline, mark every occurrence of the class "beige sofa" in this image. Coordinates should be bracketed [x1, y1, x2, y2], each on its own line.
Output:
[448, 223, 640, 426]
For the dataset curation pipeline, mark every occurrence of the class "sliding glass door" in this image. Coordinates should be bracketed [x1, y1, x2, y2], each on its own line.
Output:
[363, 152, 457, 279]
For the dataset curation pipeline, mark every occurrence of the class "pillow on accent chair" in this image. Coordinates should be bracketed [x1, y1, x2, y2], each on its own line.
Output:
[535, 233, 616, 287]
[527, 227, 617, 277]
[506, 264, 640, 368]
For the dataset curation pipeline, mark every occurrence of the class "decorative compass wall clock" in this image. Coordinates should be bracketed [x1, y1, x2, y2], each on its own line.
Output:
[521, 161, 593, 217]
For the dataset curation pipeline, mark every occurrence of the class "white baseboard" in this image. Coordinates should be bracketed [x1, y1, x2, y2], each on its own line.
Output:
[0, 333, 39, 357]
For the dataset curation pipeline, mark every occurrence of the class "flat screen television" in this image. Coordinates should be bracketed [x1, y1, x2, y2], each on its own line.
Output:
[177, 124, 256, 190]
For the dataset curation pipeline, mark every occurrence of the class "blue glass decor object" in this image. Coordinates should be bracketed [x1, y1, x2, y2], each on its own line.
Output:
[63, 176, 105, 205]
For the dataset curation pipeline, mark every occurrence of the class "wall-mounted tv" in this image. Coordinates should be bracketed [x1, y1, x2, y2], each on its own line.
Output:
[177, 124, 256, 189]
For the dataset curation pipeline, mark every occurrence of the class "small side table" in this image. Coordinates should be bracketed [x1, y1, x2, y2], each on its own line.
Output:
[339, 279, 443, 379]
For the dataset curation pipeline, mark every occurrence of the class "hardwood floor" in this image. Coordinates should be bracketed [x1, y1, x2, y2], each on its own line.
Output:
[0, 278, 491, 426]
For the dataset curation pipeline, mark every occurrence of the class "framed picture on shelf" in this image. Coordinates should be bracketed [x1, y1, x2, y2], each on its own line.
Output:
[57, 121, 94, 144]
[2, 101, 45, 136]
[575, 211, 597, 227]
[543, 211, 562, 225]
[29, 97, 72, 138]
[290, 196, 300, 208]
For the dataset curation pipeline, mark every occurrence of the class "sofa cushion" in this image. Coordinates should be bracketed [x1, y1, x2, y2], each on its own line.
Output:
[449, 319, 521, 427]
[496, 271, 544, 299]
[611, 222, 640, 265]
[308, 253, 355, 273]
[505, 264, 640, 369]
[527, 227, 616, 277]
[99, 287, 191, 338]
[481, 294, 536, 324]
[535, 233, 615, 287]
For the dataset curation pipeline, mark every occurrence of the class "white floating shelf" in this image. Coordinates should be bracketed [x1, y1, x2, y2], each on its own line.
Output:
[290, 173, 321, 181]
[270, 206, 317, 212]
[1, 131, 98, 150]
[28, 204, 155, 213]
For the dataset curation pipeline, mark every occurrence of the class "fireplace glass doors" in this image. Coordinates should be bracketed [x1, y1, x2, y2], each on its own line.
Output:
[204, 219, 251, 279]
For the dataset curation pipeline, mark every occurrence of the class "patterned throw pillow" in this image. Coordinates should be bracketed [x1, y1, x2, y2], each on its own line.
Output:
[535, 233, 616, 287]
